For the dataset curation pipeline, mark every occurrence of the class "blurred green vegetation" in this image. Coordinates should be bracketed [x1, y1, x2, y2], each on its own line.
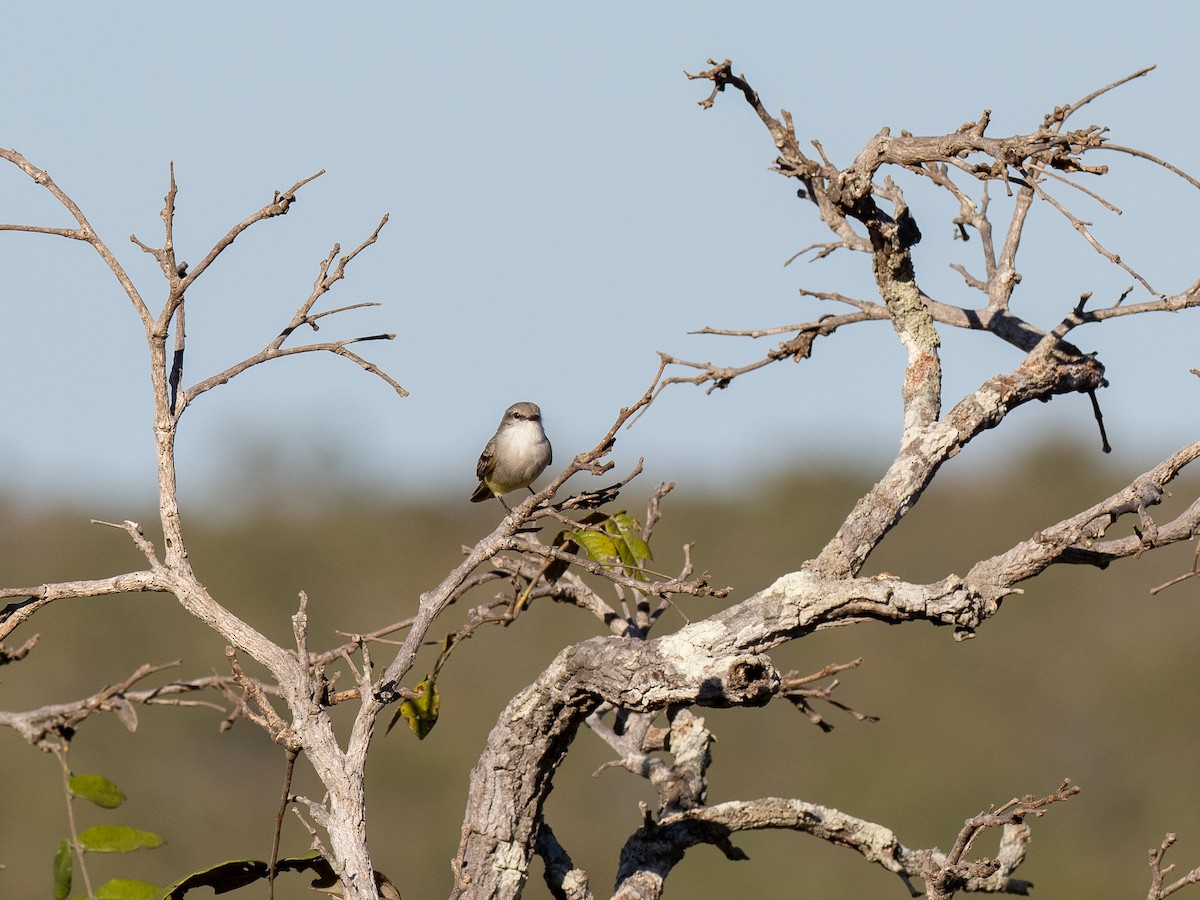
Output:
[2, 440, 1200, 899]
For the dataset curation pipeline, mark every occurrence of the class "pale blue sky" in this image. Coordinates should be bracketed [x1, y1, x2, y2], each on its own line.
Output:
[2, 3, 1198, 509]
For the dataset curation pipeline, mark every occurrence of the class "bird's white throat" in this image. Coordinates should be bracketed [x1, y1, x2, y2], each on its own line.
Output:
[496, 420, 549, 469]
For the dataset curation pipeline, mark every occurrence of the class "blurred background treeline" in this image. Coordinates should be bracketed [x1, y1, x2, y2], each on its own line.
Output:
[2, 439, 1200, 899]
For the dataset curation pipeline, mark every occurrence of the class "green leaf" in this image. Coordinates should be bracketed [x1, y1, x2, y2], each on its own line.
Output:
[69, 774, 127, 809]
[610, 511, 652, 565]
[53, 838, 72, 900]
[604, 518, 639, 570]
[559, 513, 653, 581]
[569, 529, 619, 565]
[95, 878, 160, 900]
[76, 825, 163, 853]
[398, 677, 440, 739]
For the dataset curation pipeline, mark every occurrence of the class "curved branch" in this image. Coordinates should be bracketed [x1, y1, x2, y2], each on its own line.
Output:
[0, 570, 169, 643]
[179, 170, 325, 291]
[1045, 65, 1156, 130]
[611, 784, 1075, 900]
[813, 337, 1106, 580]
[614, 797, 916, 899]
[1148, 834, 1200, 900]
[0, 147, 151, 324]
[537, 824, 594, 900]
[181, 333, 401, 408]
[452, 638, 778, 900]
[0, 661, 274, 750]
[178, 214, 403, 413]
[967, 438, 1200, 590]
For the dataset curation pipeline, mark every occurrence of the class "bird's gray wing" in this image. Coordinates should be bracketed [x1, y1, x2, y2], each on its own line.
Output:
[475, 435, 497, 481]
[470, 436, 499, 502]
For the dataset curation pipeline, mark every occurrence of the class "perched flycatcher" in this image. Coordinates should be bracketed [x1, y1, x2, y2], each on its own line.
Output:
[470, 401, 552, 509]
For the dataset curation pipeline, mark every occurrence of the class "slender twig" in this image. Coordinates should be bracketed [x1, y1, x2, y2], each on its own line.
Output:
[0, 148, 151, 324]
[1045, 66, 1156, 131]
[180, 171, 325, 290]
[54, 746, 96, 900]
[1101, 144, 1200, 192]
[0, 571, 168, 643]
[1148, 833, 1200, 899]
[1149, 537, 1200, 596]
[1025, 174, 1163, 298]
[177, 214, 402, 414]
[268, 748, 300, 900]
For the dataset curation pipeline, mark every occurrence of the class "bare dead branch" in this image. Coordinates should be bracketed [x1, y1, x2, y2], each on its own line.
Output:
[0, 147, 151, 323]
[1025, 172, 1163, 298]
[0, 661, 274, 750]
[1150, 535, 1200, 596]
[536, 823, 594, 900]
[177, 215, 403, 412]
[812, 342, 1106, 580]
[226, 646, 296, 750]
[777, 658, 878, 732]
[969, 439, 1200, 590]
[944, 781, 1079, 868]
[179, 170, 325, 291]
[1045, 66, 1156, 130]
[0, 153, 403, 898]
[1101, 143, 1200, 193]
[90, 517, 162, 566]
[608, 781, 1078, 900]
[0, 571, 169, 643]
[1148, 833, 1200, 900]
[918, 781, 1079, 899]
[455, 634, 779, 899]
[1034, 160, 1124, 213]
[0, 633, 38, 667]
[668, 59, 1187, 432]
[506, 536, 724, 601]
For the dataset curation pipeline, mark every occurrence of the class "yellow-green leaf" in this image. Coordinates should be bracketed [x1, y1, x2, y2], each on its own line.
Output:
[603, 518, 639, 570]
[610, 511, 652, 565]
[76, 825, 163, 853]
[69, 774, 126, 809]
[94, 877, 160, 900]
[399, 677, 440, 739]
[569, 529, 619, 565]
[53, 838, 72, 900]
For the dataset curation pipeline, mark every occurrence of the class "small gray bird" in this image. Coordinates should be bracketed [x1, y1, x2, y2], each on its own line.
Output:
[470, 401, 553, 509]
